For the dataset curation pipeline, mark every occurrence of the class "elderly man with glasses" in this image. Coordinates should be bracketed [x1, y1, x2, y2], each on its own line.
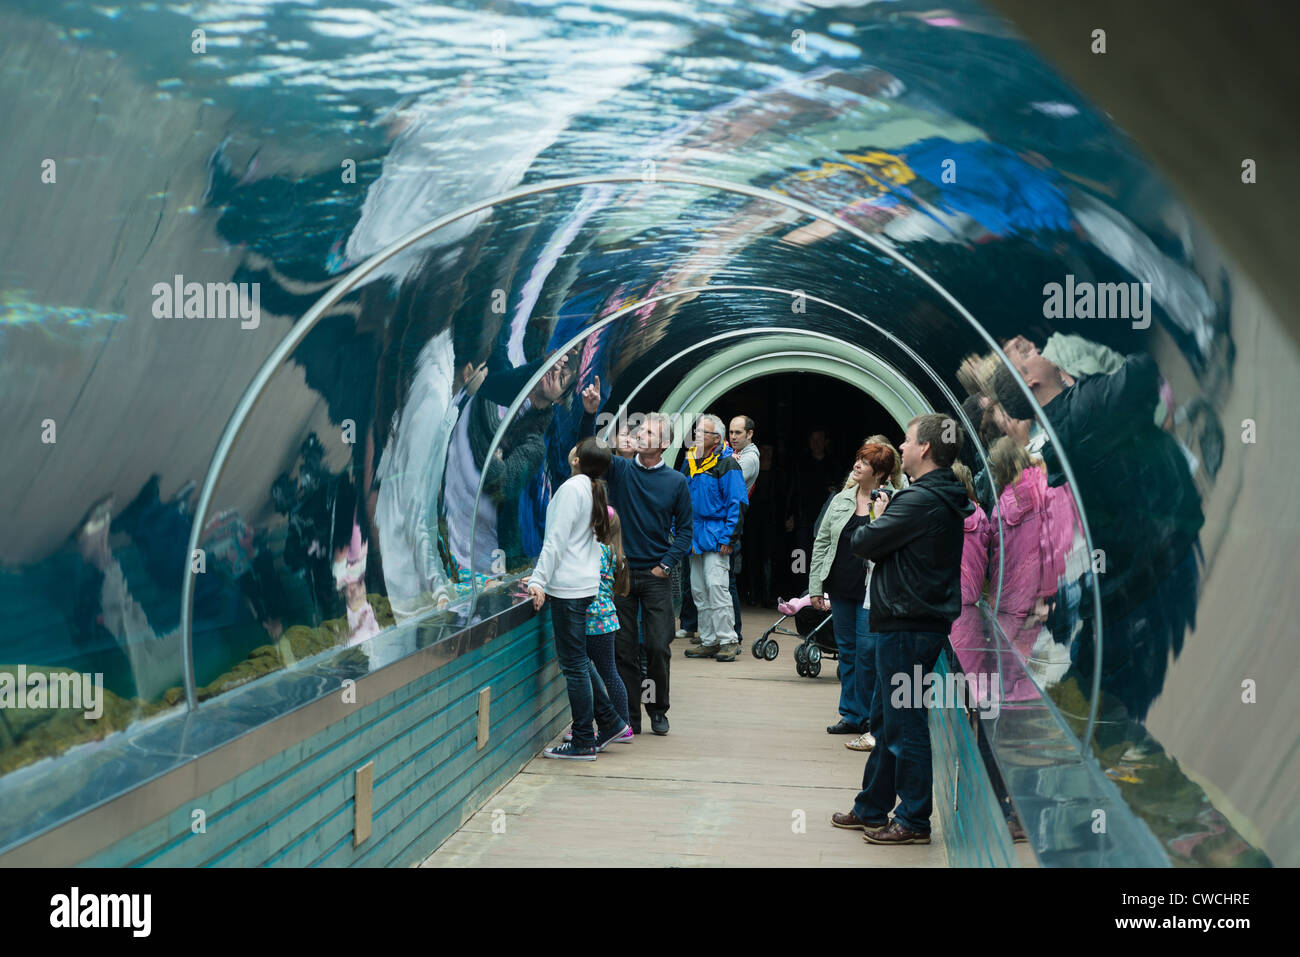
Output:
[683, 414, 749, 662]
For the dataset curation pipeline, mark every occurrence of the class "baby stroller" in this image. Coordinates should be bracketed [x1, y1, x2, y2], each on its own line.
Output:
[752, 603, 839, 678]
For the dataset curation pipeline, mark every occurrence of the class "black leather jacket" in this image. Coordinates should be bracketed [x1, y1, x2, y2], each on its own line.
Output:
[851, 468, 974, 634]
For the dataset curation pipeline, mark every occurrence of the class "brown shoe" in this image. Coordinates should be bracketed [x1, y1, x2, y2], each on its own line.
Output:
[830, 810, 887, 831]
[684, 643, 719, 658]
[862, 820, 931, 845]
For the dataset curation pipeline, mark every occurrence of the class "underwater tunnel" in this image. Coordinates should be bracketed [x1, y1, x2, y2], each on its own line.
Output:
[0, 0, 1295, 868]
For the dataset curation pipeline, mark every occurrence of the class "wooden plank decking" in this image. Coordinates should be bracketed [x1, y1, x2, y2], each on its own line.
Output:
[422, 608, 947, 868]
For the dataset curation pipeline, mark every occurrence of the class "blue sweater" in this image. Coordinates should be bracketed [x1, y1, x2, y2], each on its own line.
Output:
[604, 454, 694, 571]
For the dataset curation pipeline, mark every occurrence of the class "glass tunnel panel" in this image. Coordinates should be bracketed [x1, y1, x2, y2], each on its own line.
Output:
[0, 0, 1281, 867]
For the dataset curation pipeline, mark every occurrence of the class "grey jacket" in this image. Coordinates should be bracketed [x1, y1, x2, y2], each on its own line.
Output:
[733, 442, 760, 491]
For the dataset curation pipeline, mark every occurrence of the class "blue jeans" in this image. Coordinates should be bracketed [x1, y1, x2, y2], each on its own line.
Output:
[858, 629, 881, 732]
[829, 598, 872, 728]
[853, 630, 947, 834]
[550, 596, 623, 749]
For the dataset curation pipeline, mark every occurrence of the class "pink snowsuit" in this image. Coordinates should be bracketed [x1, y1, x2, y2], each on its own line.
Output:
[990, 466, 1063, 702]
[949, 504, 994, 689]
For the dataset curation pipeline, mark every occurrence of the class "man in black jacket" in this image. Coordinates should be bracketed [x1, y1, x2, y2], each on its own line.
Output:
[830, 413, 973, 846]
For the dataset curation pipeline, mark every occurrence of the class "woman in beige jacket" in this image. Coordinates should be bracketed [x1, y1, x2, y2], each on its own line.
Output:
[808, 442, 898, 748]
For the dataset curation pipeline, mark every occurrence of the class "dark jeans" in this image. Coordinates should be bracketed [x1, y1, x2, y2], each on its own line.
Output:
[729, 546, 742, 641]
[680, 560, 698, 632]
[550, 596, 623, 749]
[853, 630, 947, 834]
[829, 598, 873, 729]
[615, 567, 674, 731]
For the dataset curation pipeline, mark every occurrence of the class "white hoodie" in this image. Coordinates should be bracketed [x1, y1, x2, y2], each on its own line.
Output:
[530, 474, 601, 598]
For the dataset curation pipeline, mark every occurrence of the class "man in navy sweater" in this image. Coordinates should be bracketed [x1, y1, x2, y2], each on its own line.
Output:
[582, 380, 693, 735]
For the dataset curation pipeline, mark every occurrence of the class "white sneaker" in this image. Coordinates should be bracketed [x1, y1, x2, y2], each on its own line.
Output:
[846, 731, 876, 752]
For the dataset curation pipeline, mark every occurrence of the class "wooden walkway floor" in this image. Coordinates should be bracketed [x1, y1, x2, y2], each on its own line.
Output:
[422, 607, 947, 868]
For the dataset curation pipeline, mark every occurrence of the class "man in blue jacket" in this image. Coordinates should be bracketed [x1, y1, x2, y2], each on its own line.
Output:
[682, 414, 749, 663]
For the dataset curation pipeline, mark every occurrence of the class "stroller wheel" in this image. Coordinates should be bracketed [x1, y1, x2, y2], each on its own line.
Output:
[807, 658, 822, 678]
[751, 638, 765, 659]
[794, 645, 807, 666]
[763, 639, 779, 661]
[796, 659, 808, 677]
[807, 645, 822, 665]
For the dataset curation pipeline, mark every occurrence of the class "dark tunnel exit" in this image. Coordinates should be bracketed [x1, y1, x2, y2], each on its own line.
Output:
[694, 371, 897, 606]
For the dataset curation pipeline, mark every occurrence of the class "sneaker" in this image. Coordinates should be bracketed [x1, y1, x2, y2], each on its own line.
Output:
[613, 725, 635, 744]
[690, 635, 703, 644]
[684, 643, 719, 658]
[675, 628, 698, 640]
[715, 642, 739, 662]
[596, 723, 632, 752]
[846, 731, 876, 752]
[543, 742, 596, 761]
[649, 711, 669, 735]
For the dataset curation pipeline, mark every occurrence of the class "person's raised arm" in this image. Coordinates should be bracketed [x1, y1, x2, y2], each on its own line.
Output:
[1091, 352, 1160, 426]
[579, 374, 607, 442]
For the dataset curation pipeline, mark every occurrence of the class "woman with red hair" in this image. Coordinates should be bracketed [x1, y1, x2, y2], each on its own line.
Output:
[808, 441, 898, 749]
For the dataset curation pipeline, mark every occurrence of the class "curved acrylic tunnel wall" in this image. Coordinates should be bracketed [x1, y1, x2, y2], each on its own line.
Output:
[172, 176, 1191, 866]
[0, 0, 1293, 868]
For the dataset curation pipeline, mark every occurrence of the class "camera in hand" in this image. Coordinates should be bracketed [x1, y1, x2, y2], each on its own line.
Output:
[870, 487, 891, 501]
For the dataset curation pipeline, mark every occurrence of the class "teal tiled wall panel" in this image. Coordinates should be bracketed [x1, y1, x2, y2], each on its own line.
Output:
[929, 653, 1019, 868]
[80, 615, 567, 868]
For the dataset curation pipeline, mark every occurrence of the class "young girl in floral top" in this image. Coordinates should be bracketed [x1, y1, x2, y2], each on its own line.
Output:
[564, 483, 634, 743]
[589, 506, 632, 721]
